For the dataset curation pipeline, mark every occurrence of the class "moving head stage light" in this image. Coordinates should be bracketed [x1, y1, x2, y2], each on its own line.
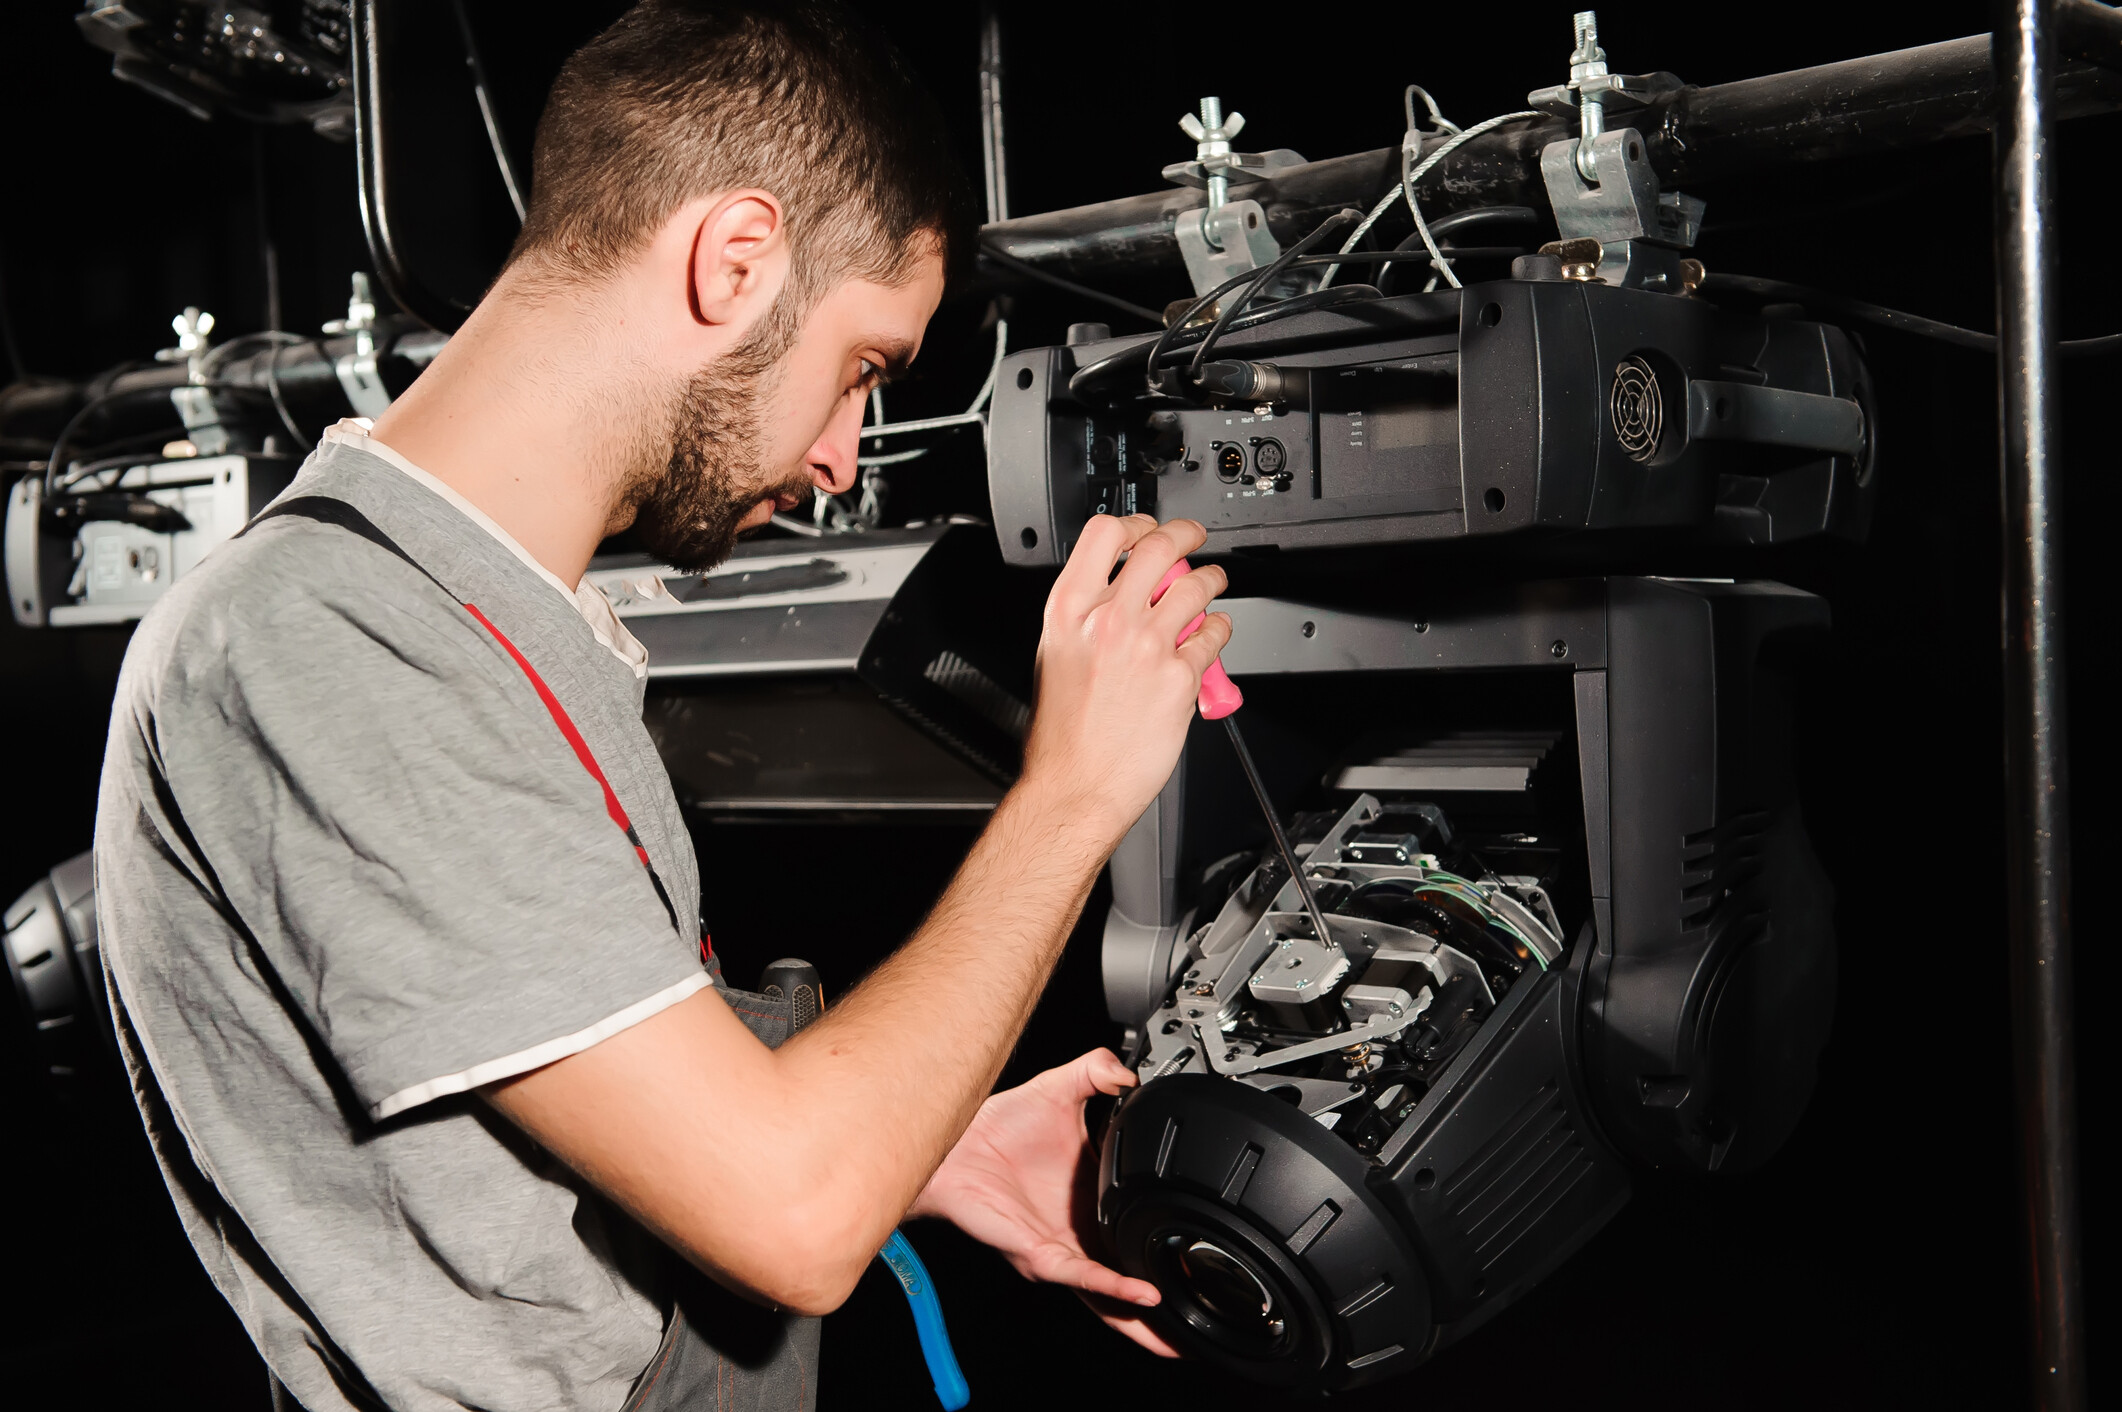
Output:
[991, 276, 1876, 564]
[1087, 577, 1833, 1392]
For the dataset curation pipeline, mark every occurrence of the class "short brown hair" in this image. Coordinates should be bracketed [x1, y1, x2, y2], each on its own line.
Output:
[510, 1, 973, 307]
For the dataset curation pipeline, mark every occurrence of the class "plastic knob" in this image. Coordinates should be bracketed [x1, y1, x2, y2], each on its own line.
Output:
[759, 958, 823, 1032]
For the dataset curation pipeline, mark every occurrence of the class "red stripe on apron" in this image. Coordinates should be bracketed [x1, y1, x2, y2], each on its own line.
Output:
[463, 602, 711, 964]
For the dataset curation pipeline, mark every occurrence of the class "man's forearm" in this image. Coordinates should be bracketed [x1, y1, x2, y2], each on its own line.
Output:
[771, 773, 1126, 1233]
[485, 774, 1132, 1313]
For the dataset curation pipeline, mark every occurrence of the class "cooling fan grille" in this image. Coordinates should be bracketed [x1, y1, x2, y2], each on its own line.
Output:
[1610, 356, 1663, 462]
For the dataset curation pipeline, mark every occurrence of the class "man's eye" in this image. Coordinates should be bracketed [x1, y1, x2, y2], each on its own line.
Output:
[857, 359, 883, 387]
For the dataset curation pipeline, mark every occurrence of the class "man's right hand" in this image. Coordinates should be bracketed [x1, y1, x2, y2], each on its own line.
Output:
[484, 514, 1232, 1320]
[1019, 514, 1231, 846]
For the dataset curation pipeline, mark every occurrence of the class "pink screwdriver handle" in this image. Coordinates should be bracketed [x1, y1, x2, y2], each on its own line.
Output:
[1152, 558, 1243, 720]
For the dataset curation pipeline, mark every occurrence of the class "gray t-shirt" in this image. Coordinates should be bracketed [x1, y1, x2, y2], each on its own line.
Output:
[95, 438, 714, 1411]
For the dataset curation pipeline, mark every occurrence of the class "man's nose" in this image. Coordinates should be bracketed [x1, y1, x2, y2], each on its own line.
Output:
[806, 391, 864, 496]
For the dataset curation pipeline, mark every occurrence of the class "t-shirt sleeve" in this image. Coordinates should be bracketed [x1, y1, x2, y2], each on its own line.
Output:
[154, 565, 706, 1121]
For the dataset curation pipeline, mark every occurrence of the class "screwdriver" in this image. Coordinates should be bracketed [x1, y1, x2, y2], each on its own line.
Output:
[1152, 559, 1336, 949]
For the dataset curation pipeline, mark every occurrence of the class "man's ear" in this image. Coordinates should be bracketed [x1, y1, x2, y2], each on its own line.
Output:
[689, 189, 786, 327]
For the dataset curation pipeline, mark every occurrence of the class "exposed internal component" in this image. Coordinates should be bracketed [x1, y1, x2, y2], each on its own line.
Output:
[1132, 793, 1563, 1157]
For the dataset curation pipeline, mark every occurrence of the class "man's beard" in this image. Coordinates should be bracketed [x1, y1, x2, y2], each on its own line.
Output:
[623, 309, 817, 573]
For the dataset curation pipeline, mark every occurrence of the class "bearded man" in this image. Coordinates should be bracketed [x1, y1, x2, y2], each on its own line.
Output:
[90, 4, 1232, 1409]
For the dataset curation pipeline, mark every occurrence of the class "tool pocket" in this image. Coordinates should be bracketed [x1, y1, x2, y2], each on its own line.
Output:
[715, 983, 794, 1049]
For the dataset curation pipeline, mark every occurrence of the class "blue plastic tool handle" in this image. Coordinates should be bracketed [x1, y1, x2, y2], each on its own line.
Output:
[877, 1229, 970, 1410]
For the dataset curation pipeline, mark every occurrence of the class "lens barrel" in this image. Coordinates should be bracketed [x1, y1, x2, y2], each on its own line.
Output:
[1099, 1075, 1430, 1393]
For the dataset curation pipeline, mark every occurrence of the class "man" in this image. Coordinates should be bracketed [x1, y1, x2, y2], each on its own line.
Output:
[92, 4, 1231, 1410]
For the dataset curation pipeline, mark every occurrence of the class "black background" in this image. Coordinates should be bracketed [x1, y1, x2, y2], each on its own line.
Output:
[0, 1, 2110, 1408]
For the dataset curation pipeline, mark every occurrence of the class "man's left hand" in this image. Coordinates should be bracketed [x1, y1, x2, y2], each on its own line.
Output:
[908, 1049, 1179, 1357]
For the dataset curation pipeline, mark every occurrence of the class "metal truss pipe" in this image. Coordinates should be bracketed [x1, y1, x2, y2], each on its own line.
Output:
[984, 32, 2122, 282]
[1990, 4, 2086, 1409]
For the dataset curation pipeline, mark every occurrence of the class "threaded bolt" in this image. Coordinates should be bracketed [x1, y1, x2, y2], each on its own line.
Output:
[1570, 10, 1609, 183]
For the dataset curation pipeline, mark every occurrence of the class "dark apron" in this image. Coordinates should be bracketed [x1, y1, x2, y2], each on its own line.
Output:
[244, 497, 822, 1412]
[274, 982, 821, 1412]
[617, 980, 823, 1412]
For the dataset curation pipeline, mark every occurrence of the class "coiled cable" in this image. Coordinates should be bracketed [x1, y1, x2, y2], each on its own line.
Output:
[1320, 106, 1544, 290]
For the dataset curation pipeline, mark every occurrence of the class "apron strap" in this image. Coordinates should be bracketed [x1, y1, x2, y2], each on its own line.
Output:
[243, 496, 695, 951]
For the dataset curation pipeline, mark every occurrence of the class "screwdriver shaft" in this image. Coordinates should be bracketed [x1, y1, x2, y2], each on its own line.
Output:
[1222, 715, 1335, 948]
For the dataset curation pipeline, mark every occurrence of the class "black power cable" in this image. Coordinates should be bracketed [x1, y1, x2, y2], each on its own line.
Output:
[1074, 281, 1402, 399]
[1137, 264, 1296, 397]
[976, 244, 1163, 325]
[1186, 209, 1362, 379]
[263, 337, 326, 448]
[43, 386, 179, 499]
[1703, 273, 2121, 357]
[1107, 246, 1480, 399]
[982, 214, 1511, 340]
[43, 381, 267, 499]
[1377, 206, 1540, 295]
[1124, 213, 1374, 401]
[451, 0, 529, 223]
[1323, 244, 1526, 298]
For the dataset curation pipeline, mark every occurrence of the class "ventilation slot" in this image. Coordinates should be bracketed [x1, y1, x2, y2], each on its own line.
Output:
[1679, 811, 1769, 930]
[1333, 731, 1560, 796]
[1287, 1199, 1341, 1255]
[1219, 1144, 1263, 1204]
[923, 650, 1031, 741]
[870, 690, 1016, 785]
[1337, 1277, 1394, 1318]
[1443, 1083, 1594, 1273]
[1154, 1118, 1181, 1178]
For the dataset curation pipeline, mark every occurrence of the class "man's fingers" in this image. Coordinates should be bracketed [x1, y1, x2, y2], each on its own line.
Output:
[1076, 1293, 1184, 1358]
[1109, 519, 1209, 605]
[1088, 1047, 1138, 1095]
[1175, 611, 1235, 676]
[1050, 513, 1154, 612]
[1148, 562, 1227, 641]
[1027, 1247, 1160, 1306]
[1101, 1313, 1183, 1359]
[1036, 1047, 1140, 1102]
[1032, 1049, 1116, 1105]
